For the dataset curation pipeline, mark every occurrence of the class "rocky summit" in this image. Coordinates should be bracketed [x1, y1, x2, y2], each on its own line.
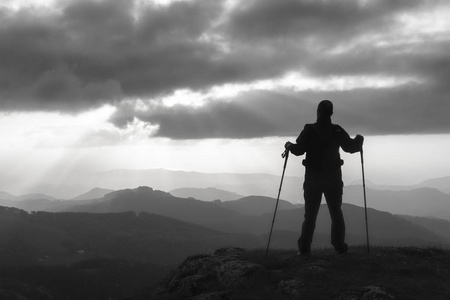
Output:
[154, 247, 263, 298]
[140, 246, 450, 300]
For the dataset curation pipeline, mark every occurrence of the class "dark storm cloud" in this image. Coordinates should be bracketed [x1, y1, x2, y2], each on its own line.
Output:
[110, 83, 450, 139]
[227, 0, 324, 41]
[307, 86, 450, 136]
[0, 0, 227, 111]
[0, 0, 297, 112]
[0, 1, 127, 111]
[225, 0, 422, 43]
[1, 0, 449, 138]
[110, 91, 318, 139]
[223, 0, 443, 80]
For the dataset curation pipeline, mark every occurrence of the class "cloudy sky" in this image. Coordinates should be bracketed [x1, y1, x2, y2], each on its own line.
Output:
[1, 0, 450, 194]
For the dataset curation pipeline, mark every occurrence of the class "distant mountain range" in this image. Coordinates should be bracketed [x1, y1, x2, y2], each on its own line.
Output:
[82, 169, 450, 201]
[169, 187, 244, 201]
[62, 168, 306, 202]
[352, 176, 450, 195]
[10, 183, 92, 200]
[0, 192, 56, 201]
[417, 176, 450, 194]
[0, 206, 258, 267]
[71, 187, 115, 200]
[63, 186, 246, 233]
[0, 188, 115, 212]
[0, 192, 62, 212]
[6, 168, 450, 202]
[343, 185, 450, 221]
[399, 215, 450, 241]
[0, 191, 16, 200]
[0, 184, 449, 281]
[52, 186, 449, 248]
[163, 184, 450, 221]
[3, 180, 450, 222]
[215, 195, 297, 215]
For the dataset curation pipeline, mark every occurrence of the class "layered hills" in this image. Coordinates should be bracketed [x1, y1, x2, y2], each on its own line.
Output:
[52, 186, 450, 248]
[1, 185, 449, 248]
[169, 187, 244, 201]
[8, 169, 450, 204]
[0, 205, 257, 266]
[1, 183, 450, 299]
[71, 187, 115, 200]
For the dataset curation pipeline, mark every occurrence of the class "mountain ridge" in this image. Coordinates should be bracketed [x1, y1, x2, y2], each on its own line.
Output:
[59, 186, 450, 248]
[216, 195, 297, 215]
[71, 187, 115, 200]
[2, 183, 450, 242]
[169, 187, 244, 201]
[0, 205, 259, 266]
[343, 185, 450, 221]
[351, 176, 450, 195]
[6, 169, 450, 202]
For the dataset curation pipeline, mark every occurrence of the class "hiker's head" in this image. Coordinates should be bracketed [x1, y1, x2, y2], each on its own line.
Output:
[317, 100, 333, 118]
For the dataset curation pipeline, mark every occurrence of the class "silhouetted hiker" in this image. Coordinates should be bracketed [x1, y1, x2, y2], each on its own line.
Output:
[285, 100, 364, 256]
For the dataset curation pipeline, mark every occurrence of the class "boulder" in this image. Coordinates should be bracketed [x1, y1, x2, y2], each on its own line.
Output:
[278, 278, 305, 298]
[335, 286, 395, 300]
[155, 247, 263, 298]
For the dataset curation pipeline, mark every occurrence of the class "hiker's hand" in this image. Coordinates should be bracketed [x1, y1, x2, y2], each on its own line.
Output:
[285, 141, 293, 150]
[355, 134, 364, 149]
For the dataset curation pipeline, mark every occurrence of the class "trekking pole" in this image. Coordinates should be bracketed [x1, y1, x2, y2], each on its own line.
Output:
[265, 149, 289, 257]
[360, 146, 370, 253]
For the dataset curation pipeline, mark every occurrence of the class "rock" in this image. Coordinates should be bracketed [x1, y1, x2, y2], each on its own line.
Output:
[154, 247, 263, 298]
[154, 254, 218, 296]
[190, 290, 233, 300]
[335, 286, 395, 300]
[278, 279, 305, 298]
[213, 247, 245, 257]
[302, 260, 330, 272]
[304, 264, 327, 272]
[216, 259, 263, 288]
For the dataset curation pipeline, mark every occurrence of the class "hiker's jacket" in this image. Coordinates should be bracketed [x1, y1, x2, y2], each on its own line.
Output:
[289, 122, 361, 189]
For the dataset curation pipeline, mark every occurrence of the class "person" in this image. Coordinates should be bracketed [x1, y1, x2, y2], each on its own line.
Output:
[285, 100, 363, 255]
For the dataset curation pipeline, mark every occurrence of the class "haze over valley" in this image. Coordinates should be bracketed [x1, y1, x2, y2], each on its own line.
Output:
[2, 169, 450, 244]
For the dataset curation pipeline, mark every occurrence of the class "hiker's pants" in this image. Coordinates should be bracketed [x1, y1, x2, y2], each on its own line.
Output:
[298, 184, 345, 253]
